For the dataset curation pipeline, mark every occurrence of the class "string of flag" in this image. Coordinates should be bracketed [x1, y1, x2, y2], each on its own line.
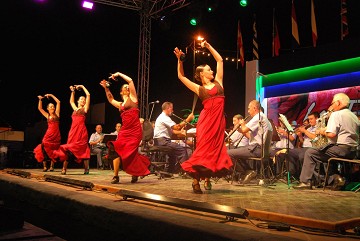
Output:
[196, 1, 350, 67]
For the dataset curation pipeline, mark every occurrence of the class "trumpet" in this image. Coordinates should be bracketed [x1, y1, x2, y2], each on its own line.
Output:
[293, 124, 311, 133]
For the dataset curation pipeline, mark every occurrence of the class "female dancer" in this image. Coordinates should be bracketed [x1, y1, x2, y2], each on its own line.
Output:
[33, 94, 61, 172]
[173, 40, 233, 194]
[54, 85, 91, 175]
[100, 72, 150, 184]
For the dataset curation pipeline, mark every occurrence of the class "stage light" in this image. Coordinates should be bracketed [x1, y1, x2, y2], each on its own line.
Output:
[195, 36, 204, 49]
[239, 0, 248, 7]
[82, 1, 94, 10]
[190, 18, 198, 26]
[187, 1, 202, 26]
[206, 0, 218, 12]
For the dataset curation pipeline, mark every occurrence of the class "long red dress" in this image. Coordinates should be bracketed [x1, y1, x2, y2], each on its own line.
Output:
[181, 81, 233, 178]
[33, 115, 61, 163]
[54, 108, 90, 163]
[108, 98, 150, 176]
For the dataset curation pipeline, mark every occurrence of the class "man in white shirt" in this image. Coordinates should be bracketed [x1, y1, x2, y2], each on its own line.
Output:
[153, 102, 194, 174]
[89, 124, 107, 169]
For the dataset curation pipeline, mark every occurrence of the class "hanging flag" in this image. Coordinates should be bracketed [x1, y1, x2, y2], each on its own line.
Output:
[252, 14, 259, 60]
[272, 10, 280, 57]
[341, 0, 349, 40]
[311, 0, 317, 47]
[237, 20, 245, 68]
[291, 0, 300, 45]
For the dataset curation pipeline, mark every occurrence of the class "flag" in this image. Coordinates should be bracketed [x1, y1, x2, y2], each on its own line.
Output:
[272, 10, 280, 57]
[252, 14, 259, 60]
[237, 20, 245, 68]
[311, 0, 317, 47]
[341, 0, 349, 40]
[291, 0, 300, 45]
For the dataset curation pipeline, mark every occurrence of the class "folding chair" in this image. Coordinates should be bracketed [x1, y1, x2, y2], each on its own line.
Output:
[323, 156, 360, 191]
[141, 120, 172, 176]
[231, 129, 274, 184]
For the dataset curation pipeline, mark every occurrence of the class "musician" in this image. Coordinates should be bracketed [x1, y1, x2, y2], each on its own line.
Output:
[295, 118, 309, 148]
[153, 102, 194, 174]
[227, 100, 273, 184]
[273, 112, 319, 180]
[89, 124, 107, 169]
[227, 114, 249, 148]
[294, 93, 359, 189]
[272, 119, 297, 151]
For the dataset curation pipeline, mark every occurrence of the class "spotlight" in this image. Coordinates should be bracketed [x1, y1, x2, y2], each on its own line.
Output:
[190, 18, 198, 26]
[239, 0, 248, 7]
[82, 1, 94, 10]
[187, 1, 202, 26]
[206, 0, 218, 13]
[195, 36, 204, 49]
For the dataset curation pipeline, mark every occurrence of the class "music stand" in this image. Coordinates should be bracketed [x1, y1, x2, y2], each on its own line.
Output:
[103, 134, 117, 143]
[278, 114, 294, 189]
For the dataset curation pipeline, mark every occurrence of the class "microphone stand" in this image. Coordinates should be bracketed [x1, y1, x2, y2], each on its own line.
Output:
[148, 103, 156, 121]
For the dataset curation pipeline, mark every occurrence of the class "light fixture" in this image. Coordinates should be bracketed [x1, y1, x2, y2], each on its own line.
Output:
[82, 1, 94, 10]
[188, 1, 202, 26]
[239, 0, 248, 7]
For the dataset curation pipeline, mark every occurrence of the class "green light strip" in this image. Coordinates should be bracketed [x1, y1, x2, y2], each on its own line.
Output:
[261, 56, 360, 87]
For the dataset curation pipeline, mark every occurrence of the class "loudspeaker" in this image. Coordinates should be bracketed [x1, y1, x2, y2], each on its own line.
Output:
[0, 206, 24, 231]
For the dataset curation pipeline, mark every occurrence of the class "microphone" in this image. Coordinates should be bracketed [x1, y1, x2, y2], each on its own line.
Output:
[256, 71, 268, 78]
[149, 100, 159, 105]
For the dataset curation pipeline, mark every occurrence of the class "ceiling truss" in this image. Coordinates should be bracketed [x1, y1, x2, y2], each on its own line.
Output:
[92, 0, 191, 118]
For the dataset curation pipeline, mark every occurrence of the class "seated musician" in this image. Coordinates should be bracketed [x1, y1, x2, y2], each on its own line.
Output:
[153, 102, 194, 174]
[227, 100, 273, 184]
[227, 114, 249, 149]
[274, 112, 319, 180]
[270, 119, 297, 178]
[294, 93, 359, 189]
[89, 124, 108, 169]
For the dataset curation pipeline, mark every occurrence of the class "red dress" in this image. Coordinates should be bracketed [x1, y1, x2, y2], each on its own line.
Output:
[54, 108, 90, 163]
[33, 115, 61, 163]
[108, 98, 150, 176]
[181, 81, 233, 178]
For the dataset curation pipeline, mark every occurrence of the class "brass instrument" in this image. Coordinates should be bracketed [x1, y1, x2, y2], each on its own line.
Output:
[225, 115, 250, 145]
[311, 111, 332, 148]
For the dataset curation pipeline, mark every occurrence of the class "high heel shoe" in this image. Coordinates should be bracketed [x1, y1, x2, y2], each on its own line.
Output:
[43, 167, 48, 172]
[111, 176, 119, 184]
[192, 182, 203, 194]
[204, 180, 212, 190]
[61, 169, 66, 175]
[131, 176, 139, 183]
[84, 169, 89, 175]
[49, 167, 54, 172]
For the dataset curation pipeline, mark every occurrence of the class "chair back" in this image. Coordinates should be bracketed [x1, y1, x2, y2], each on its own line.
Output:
[262, 129, 273, 160]
[141, 120, 154, 152]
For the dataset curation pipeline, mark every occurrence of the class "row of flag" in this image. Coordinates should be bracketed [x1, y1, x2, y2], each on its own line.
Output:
[237, 0, 349, 68]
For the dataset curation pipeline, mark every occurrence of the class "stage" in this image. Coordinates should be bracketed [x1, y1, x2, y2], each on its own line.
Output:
[0, 166, 359, 241]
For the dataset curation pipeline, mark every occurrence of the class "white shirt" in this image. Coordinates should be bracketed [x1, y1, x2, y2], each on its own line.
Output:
[153, 112, 176, 139]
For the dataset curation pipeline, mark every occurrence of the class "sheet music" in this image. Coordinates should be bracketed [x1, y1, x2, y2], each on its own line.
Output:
[278, 114, 294, 133]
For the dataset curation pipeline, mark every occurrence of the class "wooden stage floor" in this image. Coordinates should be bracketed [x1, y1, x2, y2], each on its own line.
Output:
[0, 166, 360, 241]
